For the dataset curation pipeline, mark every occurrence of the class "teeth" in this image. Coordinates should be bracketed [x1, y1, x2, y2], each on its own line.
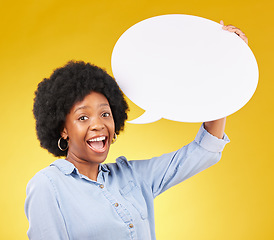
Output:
[88, 136, 106, 142]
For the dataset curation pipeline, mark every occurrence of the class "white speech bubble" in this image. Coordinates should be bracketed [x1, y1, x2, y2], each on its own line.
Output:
[111, 14, 259, 123]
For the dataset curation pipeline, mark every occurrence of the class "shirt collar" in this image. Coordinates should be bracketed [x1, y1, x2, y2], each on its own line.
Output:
[100, 164, 110, 173]
[51, 159, 110, 175]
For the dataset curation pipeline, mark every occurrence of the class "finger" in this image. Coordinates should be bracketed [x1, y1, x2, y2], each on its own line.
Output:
[241, 35, 248, 44]
[235, 29, 244, 35]
[223, 24, 237, 30]
[226, 27, 243, 34]
[226, 26, 239, 31]
[228, 28, 248, 44]
[222, 25, 235, 30]
[220, 23, 248, 44]
[227, 27, 245, 36]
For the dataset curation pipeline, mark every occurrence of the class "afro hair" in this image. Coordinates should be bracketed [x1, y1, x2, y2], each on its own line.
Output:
[33, 60, 129, 157]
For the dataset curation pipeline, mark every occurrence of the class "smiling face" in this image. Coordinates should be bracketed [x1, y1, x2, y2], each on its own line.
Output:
[61, 91, 115, 167]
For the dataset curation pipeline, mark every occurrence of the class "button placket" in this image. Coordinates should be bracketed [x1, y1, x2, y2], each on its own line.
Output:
[129, 223, 134, 228]
[98, 184, 136, 239]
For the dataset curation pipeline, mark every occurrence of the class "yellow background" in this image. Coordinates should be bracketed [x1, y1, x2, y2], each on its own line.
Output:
[1, 0, 273, 239]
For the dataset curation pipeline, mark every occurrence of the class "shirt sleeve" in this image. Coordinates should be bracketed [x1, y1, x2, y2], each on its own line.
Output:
[126, 123, 230, 198]
[24, 171, 70, 240]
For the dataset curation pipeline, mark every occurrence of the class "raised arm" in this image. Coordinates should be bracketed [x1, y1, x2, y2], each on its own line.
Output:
[204, 117, 226, 139]
[204, 21, 248, 139]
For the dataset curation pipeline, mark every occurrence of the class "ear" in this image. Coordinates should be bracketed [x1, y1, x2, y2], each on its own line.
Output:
[61, 127, 69, 140]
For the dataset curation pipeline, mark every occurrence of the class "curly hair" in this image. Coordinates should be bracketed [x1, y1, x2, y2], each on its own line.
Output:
[33, 60, 129, 157]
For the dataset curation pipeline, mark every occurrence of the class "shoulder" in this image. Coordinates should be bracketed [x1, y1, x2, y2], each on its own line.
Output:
[26, 167, 56, 194]
[103, 156, 145, 182]
[26, 159, 70, 193]
[103, 156, 131, 173]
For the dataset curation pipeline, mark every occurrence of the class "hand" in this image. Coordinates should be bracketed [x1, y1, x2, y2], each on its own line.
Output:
[220, 20, 248, 44]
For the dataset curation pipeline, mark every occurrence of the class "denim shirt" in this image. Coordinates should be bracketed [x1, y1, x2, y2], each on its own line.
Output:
[25, 124, 229, 240]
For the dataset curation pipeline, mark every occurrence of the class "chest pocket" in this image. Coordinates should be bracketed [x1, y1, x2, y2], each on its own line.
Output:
[120, 181, 148, 220]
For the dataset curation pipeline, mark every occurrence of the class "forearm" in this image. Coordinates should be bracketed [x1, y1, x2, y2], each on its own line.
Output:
[204, 117, 226, 139]
[203, 21, 246, 140]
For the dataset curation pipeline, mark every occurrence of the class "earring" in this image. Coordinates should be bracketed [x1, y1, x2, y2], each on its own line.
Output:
[111, 133, 117, 144]
[58, 137, 68, 151]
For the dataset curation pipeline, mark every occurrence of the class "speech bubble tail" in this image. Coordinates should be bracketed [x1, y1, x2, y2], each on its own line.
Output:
[127, 111, 162, 124]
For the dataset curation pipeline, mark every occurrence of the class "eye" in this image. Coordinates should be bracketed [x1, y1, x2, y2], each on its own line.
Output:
[102, 112, 111, 118]
[79, 116, 88, 121]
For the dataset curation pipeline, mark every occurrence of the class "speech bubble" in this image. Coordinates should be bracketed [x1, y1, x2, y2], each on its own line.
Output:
[111, 14, 259, 123]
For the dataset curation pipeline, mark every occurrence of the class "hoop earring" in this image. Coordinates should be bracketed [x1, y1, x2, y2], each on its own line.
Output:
[111, 133, 117, 144]
[58, 137, 68, 151]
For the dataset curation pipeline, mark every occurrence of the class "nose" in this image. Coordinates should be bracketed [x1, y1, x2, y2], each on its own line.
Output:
[89, 116, 105, 131]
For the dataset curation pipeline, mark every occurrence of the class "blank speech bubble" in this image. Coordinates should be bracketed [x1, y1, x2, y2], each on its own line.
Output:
[111, 14, 259, 123]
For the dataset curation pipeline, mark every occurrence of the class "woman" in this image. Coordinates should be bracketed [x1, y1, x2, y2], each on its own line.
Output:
[25, 22, 246, 239]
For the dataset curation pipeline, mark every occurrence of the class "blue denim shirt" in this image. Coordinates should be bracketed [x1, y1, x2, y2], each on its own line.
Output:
[25, 124, 229, 240]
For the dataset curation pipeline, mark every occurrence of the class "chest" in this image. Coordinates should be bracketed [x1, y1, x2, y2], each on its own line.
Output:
[54, 176, 151, 239]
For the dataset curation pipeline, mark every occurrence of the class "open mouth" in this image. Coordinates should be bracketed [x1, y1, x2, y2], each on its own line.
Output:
[87, 136, 108, 153]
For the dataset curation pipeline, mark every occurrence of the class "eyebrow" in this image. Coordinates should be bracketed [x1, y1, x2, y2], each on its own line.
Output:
[73, 104, 110, 113]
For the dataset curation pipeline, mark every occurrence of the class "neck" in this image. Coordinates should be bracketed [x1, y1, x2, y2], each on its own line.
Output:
[66, 153, 99, 181]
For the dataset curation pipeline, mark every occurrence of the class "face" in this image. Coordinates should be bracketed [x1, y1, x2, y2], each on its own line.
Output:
[62, 91, 115, 165]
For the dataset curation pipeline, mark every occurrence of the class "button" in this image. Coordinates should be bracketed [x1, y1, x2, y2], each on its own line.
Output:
[99, 184, 104, 189]
[114, 203, 119, 207]
[129, 223, 134, 228]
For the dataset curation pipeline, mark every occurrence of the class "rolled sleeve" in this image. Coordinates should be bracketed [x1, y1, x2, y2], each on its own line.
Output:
[195, 123, 230, 153]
